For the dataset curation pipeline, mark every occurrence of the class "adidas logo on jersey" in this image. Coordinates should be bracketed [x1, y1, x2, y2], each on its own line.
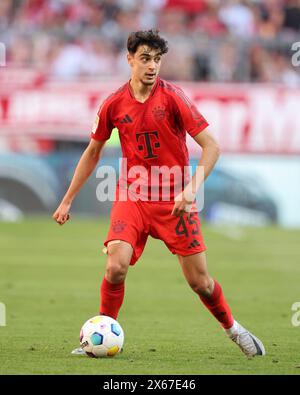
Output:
[188, 239, 201, 249]
[120, 114, 133, 124]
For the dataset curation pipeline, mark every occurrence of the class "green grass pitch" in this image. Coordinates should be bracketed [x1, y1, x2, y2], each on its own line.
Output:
[0, 218, 300, 375]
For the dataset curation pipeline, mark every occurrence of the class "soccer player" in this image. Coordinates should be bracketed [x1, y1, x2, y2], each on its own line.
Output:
[53, 30, 265, 358]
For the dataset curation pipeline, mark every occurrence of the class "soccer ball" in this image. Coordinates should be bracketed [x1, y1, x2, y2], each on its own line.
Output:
[80, 315, 124, 358]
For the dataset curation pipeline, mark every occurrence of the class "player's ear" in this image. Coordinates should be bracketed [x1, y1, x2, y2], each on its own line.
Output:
[127, 52, 134, 67]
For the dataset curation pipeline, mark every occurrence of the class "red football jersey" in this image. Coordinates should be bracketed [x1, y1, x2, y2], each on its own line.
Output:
[91, 77, 208, 201]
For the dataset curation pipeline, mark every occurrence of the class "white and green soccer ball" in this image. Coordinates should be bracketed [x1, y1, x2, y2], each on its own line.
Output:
[80, 315, 124, 358]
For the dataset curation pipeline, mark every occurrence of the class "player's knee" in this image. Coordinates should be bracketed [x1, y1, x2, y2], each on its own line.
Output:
[106, 254, 130, 283]
[105, 264, 127, 283]
[189, 276, 211, 297]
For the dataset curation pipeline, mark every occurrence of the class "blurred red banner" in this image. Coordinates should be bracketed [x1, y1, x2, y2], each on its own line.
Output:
[0, 79, 299, 154]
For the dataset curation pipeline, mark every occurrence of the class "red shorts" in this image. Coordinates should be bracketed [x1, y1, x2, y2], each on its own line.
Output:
[104, 199, 206, 265]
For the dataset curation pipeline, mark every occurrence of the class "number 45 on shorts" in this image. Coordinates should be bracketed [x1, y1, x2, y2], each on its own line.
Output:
[175, 214, 199, 238]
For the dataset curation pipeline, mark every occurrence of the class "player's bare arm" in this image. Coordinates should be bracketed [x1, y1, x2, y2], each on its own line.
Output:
[53, 139, 106, 225]
[172, 130, 220, 217]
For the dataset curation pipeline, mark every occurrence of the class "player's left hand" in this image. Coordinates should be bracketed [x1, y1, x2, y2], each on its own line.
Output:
[171, 190, 194, 217]
[52, 201, 71, 225]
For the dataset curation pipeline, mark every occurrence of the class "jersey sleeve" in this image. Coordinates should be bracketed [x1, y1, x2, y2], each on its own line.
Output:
[90, 98, 114, 141]
[172, 88, 209, 137]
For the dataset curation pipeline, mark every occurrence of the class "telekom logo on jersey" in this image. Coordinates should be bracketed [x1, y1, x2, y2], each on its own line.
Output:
[95, 159, 204, 212]
[136, 131, 160, 159]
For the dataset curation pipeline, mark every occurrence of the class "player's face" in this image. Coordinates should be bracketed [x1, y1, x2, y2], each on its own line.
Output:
[128, 45, 162, 86]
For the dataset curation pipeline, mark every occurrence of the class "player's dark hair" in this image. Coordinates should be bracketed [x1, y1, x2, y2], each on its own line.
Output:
[127, 29, 168, 55]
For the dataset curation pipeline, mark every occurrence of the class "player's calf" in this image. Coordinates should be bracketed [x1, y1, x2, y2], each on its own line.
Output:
[99, 241, 133, 319]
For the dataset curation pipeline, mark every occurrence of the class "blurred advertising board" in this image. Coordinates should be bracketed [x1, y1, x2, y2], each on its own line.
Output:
[0, 79, 300, 155]
[0, 78, 299, 227]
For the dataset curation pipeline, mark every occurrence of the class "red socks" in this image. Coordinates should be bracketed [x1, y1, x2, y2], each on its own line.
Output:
[100, 277, 125, 320]
[99, 276, 233, 329]
[199, 280, 234, 329]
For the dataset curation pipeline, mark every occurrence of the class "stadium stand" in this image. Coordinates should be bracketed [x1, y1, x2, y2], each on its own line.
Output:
[0, 0, 299, 83]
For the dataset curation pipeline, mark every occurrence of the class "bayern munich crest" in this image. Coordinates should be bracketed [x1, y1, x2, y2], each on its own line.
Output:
[152, 106, 166, 121]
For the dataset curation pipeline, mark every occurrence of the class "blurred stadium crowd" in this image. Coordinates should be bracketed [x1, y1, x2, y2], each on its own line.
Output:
[0, 0, 300, 83]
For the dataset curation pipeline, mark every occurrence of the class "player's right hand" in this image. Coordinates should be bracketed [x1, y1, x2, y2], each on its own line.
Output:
[52, 202, 71, 225]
